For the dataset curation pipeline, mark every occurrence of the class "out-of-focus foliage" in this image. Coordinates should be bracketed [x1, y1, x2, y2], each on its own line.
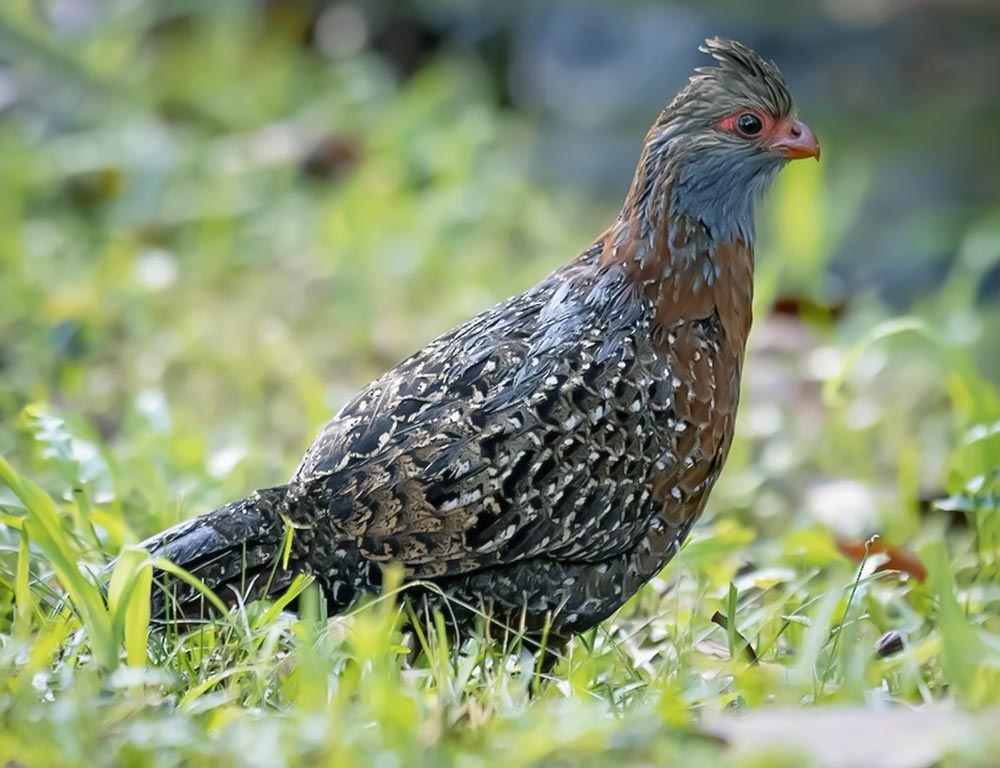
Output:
[1, 1, 1000, 766]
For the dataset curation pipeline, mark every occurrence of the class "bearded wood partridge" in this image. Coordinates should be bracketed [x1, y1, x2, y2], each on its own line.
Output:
[142, 38, 820, 643]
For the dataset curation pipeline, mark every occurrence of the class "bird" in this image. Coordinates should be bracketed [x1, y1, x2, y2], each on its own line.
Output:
[141, 38, 819, 645]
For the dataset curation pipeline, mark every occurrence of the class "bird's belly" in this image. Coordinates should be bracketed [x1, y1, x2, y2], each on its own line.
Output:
[636, 319, 742, 566]
[542, 334, 735, 566]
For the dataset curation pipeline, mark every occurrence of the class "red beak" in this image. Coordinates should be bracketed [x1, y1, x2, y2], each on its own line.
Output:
[773, 119, 820, 161]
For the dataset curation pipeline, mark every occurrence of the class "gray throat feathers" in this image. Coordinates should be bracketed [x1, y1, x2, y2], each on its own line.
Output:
[586, 122, 766, 352]
[659, 120, 782, 246]
[604, 129, 768, 298]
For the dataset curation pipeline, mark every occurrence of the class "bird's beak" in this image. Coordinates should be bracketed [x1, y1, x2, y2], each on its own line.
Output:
[773, 119, 820, 161]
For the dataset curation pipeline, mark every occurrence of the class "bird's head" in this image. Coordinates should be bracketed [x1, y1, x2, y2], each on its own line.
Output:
[631, 37, 819, 245]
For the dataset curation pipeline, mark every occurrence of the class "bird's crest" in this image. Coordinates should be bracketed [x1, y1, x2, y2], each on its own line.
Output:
[688, 37, 793, 117]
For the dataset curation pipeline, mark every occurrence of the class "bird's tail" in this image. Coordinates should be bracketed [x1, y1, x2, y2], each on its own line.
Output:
[140, 485, 297, 621]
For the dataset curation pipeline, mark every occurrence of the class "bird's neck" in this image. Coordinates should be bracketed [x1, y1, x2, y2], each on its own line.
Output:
[597, 165, 756, 346]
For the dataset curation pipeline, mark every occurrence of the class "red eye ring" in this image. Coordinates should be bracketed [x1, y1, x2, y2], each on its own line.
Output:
[717, 110, 772, 139]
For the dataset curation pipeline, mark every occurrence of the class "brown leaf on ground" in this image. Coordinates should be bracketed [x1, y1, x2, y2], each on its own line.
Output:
[837, 538, 927, 582]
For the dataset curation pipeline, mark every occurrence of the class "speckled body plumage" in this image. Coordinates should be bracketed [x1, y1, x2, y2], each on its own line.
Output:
[144, 38, 818, 640]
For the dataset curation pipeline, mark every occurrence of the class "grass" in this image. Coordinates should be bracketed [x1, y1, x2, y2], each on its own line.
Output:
[2, 3, 1000, 766]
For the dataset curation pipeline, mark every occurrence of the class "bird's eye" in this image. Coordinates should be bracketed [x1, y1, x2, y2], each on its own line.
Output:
[736, 113, 763, 136]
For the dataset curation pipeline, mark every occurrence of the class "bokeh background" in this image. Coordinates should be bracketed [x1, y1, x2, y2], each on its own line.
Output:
[1, 0, 999, 555]
[5, 2, 1000, 764]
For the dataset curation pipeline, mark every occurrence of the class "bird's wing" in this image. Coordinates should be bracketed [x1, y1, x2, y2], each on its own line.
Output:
[293, 262, 676, 578]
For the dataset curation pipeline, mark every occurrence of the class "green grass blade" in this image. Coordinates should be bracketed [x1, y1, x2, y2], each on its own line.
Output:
[107, 546, 153, 667]
[15, 526, 33, 637]
[0, 456, 116, 669]
[151, 556, 230, 616]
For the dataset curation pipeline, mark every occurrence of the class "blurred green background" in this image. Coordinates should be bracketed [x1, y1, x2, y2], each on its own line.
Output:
[1, 0, 998, 542]
[3, 2, 1000, 765]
